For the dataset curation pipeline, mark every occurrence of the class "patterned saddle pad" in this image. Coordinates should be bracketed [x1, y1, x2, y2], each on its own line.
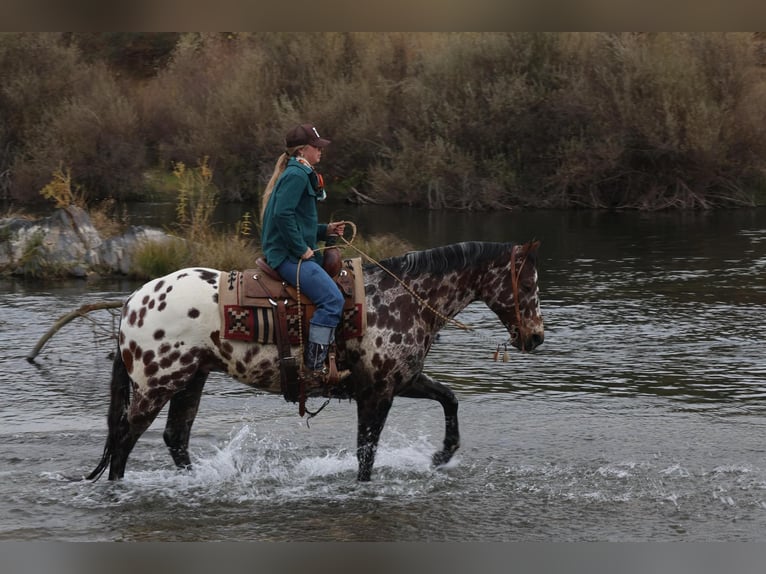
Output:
[218, 258, 366, 344]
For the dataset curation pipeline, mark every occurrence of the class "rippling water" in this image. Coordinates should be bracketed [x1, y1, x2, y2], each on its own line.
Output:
[1, 208, 766, 541]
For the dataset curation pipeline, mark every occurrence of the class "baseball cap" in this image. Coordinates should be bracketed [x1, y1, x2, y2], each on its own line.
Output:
[285, 123, 331, 148]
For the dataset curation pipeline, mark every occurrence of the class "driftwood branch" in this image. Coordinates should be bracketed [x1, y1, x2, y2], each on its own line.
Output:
[346, 186, 382, 205]
[27, 300, 124, 363]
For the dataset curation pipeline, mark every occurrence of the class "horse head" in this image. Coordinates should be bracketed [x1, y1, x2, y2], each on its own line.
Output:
[482, 240, 544, 352]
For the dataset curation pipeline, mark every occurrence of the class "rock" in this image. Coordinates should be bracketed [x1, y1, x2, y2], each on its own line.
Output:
[0, 206, 179, 277]
[98, 226, 176, 276]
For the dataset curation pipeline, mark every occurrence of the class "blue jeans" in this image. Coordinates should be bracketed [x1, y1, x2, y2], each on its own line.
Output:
[276, 259, 344, 345]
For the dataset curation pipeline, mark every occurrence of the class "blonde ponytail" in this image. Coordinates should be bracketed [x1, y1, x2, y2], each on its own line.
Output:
[260, 153, 288, 220]
[260, 147, 304, 220]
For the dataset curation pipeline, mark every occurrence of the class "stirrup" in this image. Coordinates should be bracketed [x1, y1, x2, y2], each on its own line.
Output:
[298, 365, 350, 387]
[327, 349, 351, 385]
[299, 367, 329, 385]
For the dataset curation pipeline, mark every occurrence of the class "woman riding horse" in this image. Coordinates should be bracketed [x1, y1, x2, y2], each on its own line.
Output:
[260, 123, 348, 385]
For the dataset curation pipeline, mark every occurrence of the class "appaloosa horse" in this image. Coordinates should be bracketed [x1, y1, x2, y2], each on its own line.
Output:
[88, 240, 543, 482]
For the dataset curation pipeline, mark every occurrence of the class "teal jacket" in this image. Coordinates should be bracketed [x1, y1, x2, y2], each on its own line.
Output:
[261, 157, 328, 269]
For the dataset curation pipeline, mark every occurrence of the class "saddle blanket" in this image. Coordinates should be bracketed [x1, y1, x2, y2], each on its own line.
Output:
[218, 258, 366, 344]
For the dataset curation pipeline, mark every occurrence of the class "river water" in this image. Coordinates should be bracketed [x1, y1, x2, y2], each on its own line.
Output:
[1, 204, 766, 541]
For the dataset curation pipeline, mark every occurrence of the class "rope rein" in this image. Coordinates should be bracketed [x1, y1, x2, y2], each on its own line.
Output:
[296, 258, 304, 370]
[292, 220, 525, 358]
[336, 222, 475, 333]
[330, 221, 525, 352]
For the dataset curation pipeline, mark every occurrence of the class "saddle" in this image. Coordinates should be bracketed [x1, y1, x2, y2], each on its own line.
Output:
[218, 251, 366, 412]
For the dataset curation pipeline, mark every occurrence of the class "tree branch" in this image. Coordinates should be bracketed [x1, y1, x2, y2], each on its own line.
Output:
[26, 300, 124, 363]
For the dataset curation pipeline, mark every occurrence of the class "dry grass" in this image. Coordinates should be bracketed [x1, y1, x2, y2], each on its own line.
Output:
[130, 236, 190, 279]
[190, 233, 258, 271]
[88, 198, 129, 238]
[340, 233, 414, 262]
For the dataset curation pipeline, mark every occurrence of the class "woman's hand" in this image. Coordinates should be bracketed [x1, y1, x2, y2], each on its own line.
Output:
[301, 247, 314, 260]
[327, 221, 346, 237]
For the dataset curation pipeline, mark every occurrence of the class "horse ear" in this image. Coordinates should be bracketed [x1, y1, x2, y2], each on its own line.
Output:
[521, 240, 540, 256]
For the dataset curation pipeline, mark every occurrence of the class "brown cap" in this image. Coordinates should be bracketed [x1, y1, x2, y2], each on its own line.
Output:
[285, 123, 331, 148]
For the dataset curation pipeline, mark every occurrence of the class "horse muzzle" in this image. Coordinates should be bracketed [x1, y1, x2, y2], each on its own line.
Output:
[510, 324, 545, 352]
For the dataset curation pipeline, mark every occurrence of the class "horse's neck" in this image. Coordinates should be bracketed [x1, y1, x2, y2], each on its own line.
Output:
[372, 267, 481, 326]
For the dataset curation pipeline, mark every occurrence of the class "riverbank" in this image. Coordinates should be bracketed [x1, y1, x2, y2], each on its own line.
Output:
[0, 204, 414, 280]
[0, 206, 176, 279]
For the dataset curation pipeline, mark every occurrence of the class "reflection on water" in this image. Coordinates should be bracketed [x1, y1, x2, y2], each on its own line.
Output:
[2, 206, 766, 540]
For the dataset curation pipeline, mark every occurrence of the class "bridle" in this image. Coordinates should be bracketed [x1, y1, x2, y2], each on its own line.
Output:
[335, 227, 534, 353]
[510, 244, 529, 352]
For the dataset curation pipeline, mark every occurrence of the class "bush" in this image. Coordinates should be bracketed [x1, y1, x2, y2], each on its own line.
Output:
[4, 33, 766, 210]
[190, 234, 258, 271]
[14, 61, 147, 203]
[130, 236, 190, 279]
[541, 33, 766, 208]
[343, 232, 414, 261]
[0, 33, 85, 202]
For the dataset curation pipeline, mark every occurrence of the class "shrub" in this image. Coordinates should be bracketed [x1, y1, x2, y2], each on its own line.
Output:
[39, 164, 76, 208]
[172, 157, 218, 240]
[543, 33, 766, 208]
[340, 232, 414, 262]
[0, 33, 86, 202]
[130, 236, 190, 279]
[131, 157, 257, 278]
[5, 33, 766, 210]
[190, 234, 258, 271]
[15, 61, 146, 204]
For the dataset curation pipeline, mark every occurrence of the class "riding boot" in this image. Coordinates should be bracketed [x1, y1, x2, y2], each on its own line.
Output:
[304, 340, 329, 372]
[302, 328, 351, 385]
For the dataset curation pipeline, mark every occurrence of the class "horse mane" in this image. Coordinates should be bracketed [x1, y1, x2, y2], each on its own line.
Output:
[369, 241, 514, 277]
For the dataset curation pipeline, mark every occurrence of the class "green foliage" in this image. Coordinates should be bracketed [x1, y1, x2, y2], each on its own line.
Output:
[4, 32, 766, 210]
[130, 236, 190, 279]
[132, 158, 256, 279]
[237, 211, 253, 237]
[172, 157, 218, 240]
[64, 33, 179, 79]
[39, 164, 76, 208]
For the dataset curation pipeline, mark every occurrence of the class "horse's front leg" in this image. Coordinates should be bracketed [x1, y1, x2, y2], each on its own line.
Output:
[399, 372, 460, 467]
[355, 392, 393, 481]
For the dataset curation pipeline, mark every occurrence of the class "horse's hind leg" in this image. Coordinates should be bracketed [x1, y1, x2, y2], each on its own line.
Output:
[109, 393, 169, 480]
[399, 373, 460, 467]
[88, 350, 167, 481]
[163, 371, 207, 469]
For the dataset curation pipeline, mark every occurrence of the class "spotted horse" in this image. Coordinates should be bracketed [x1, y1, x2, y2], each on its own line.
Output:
[87, 241, 544, 482]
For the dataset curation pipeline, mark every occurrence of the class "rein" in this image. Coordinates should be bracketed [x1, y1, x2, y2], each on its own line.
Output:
[334, 222, 527, 353]
[336, 222, 474, 333]
[292, 221, 527, 362]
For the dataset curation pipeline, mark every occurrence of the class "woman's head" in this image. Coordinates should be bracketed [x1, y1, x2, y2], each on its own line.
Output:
[286, 123, 330, 166]
[285, 124, 331, 148]
[261, 123, 331, 218]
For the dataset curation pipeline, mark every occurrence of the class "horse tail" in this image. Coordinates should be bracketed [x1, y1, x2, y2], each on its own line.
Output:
[86, 347, 131, 481]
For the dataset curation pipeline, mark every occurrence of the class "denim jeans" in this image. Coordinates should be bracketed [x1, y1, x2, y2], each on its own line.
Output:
[276, 259, 345, 345]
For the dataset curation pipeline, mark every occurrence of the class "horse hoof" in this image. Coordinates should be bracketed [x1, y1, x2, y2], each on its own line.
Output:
[432, 451, 452, 467]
